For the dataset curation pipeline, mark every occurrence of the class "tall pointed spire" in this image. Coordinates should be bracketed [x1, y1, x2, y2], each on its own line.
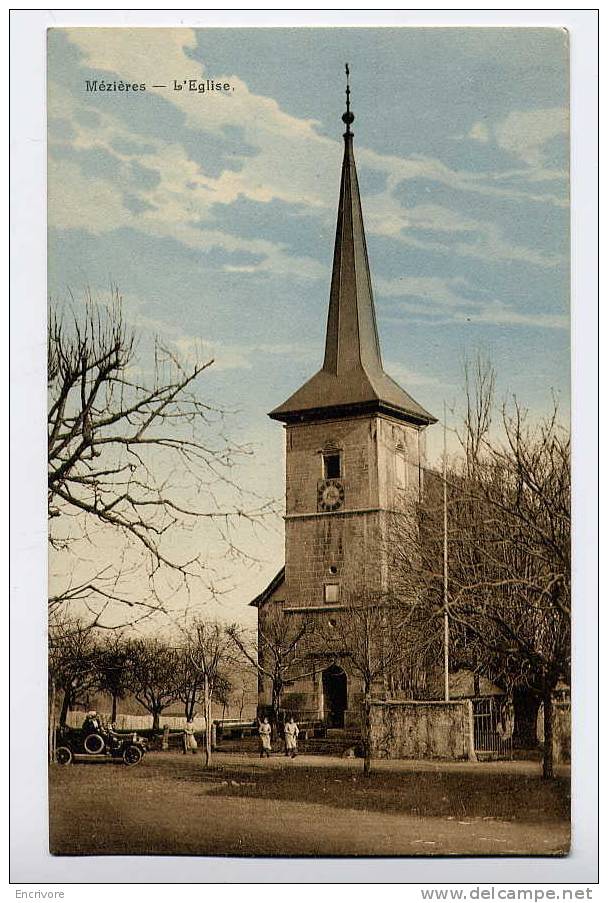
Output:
[322, 62, 383, 380]
[270, 67, 436, 427]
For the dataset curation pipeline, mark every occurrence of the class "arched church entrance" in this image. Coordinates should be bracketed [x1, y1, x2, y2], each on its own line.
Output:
[322, 664, 347, 728]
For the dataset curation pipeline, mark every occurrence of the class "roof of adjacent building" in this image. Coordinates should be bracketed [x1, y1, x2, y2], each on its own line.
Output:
[269, 109, 436, 427]
[249, 567, 285, 608]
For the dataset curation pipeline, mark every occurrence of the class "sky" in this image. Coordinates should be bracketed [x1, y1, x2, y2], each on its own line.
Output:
[47, 27, 570, 629]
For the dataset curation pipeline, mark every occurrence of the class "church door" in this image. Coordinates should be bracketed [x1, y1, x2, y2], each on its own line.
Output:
[322, 664, 347, 728]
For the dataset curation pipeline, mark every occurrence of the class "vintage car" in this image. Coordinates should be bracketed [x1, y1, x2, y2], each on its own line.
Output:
[55, 725, 147, 767]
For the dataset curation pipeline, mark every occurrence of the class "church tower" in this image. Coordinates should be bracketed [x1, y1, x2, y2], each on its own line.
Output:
[252, 70, 436, 726]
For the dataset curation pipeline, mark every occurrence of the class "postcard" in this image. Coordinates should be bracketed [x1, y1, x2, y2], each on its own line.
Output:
[36, 21, 581, 870]
[44, 24, 574, 860]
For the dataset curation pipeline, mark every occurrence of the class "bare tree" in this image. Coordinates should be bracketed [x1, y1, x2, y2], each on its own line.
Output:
[48, 290, 276, 627]
[188, 620, 235, 766]
[227, 609, 311, 729]
[172, 638, 233, 724]
[450, 400, 569, 778]
[394, 357, 570, 779]
[214, 673, 234, 716]
[94, 632, 136, 723]
[49, 617, 100, 728]
[236, 678, 249, 722]
[128, 638, 179, 732]
[461, 354, 496, 475]
[173, 644, 206, 722]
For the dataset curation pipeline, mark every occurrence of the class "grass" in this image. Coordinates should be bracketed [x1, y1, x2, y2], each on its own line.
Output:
[200, 761, 569, 821]
[49, 751, 570, 858]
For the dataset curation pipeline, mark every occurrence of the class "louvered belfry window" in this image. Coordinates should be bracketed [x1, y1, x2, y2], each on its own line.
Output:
[323, 453, 341, 479]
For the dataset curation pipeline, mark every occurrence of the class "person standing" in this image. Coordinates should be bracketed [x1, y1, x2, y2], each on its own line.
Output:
[183, 718, 198, 755]
[258, 717, 272, 758]
[284, 716, 299, 758]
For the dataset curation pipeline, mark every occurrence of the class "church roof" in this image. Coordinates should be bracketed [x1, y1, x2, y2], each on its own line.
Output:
[269, 78, 436, 428]
[249, 567, 285, 608]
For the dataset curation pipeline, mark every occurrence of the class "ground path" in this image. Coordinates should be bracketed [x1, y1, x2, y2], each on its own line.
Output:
[49, 751, 570, 857]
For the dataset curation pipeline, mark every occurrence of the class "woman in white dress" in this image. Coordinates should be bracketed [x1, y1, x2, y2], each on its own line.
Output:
[258, 717, 272, 758]
[183, 719, 198, 755]
[284, 716, 299, 758]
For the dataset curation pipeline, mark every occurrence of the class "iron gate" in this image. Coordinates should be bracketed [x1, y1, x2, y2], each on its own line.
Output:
[472, 696, 514, 759]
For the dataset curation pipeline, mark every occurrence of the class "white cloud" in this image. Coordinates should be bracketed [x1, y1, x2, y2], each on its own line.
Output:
[375, 275, 477, 309]
[48, 107, 326, 280]
[360, 145, 567, 209]
[462, 107, 568, 172]
[63, 28, 334, 211]
[494, 108, 568, 167]
[366, 193, 562, 269]
[49, 28, 568, 283]
[90, 290, 321, 374]
[468, 121, 490, 143]
[48, 157, 131, 232]
[384, 361, 446, 388]
[376, 277, 568, 331]
[462, 300, 569, 330]
[172, 336, 323, 373]
[49, 31, 333, 279]
[172, 336, 252, 373]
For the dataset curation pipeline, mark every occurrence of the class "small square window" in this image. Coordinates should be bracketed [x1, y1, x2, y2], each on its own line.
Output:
[323, 453, 341, 479]
[324, 583, 340, 604]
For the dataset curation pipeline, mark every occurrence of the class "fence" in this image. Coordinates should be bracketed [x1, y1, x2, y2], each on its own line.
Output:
[66, 711, 207, 732]
[472, 696, 513, 759]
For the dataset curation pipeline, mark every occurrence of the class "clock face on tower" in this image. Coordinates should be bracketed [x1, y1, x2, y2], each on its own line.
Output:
[317, 479, 345, 512]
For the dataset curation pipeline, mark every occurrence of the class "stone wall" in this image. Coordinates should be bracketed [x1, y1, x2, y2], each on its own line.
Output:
[553, 703, 571, 763]
[369, 699, 476, 761]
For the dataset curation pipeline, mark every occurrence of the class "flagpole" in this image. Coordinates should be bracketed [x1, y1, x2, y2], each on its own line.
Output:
[443, 401, 450, 702]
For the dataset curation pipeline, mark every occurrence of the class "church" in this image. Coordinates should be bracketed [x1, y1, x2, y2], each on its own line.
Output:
[250, 79, 437, 729]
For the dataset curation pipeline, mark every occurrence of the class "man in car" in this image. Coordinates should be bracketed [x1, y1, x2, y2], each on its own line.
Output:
[82, 711, 101, 735]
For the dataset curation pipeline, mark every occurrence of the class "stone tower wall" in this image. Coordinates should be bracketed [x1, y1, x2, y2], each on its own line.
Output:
[255, 412, 428, 722]
[284, 414, 425, 609]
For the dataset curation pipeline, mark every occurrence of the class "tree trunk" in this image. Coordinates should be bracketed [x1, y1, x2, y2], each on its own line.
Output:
[362, 689, 372, 775]
[542, 683, 555, 780]
[512, 686, 541, 749]
[49, 680, 57, 763]
[152, 708, 160, 732]
[186, 690, 196, 721]
[203, 674, 211, 767]
[59, 689, 71, 728]
[111, 693, 118, 724]
[271, 681, 282, 731]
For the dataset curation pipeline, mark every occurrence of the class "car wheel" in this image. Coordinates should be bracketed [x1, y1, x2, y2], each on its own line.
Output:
[122, 744, 143, 766]
[55, 746, 73, 766]
[83, 733, 105, 754]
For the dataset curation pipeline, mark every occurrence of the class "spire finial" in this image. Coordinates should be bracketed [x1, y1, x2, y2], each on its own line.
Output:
[342, 62, 354, 134]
